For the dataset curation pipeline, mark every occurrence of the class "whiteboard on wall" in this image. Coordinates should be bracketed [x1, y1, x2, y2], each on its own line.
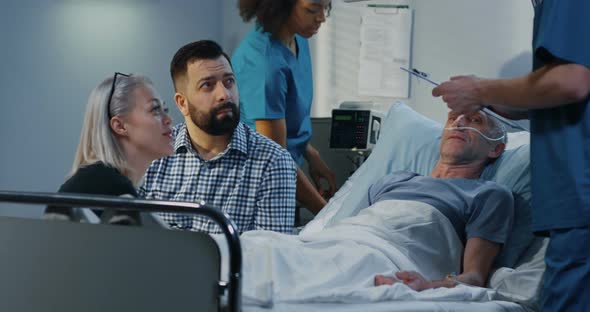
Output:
[311, 0, 413, 117]
[358, 5, 412, 98]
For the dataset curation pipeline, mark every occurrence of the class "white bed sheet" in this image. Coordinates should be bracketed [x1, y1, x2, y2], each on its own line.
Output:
[215, 200, 536, 311]
[213, 103, 542, 311]
[240, 200, 472, 306]
[243, 300, 528, 312]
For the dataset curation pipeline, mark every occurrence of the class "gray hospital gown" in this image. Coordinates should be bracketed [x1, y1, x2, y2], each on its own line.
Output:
[355, 171, 514, 244]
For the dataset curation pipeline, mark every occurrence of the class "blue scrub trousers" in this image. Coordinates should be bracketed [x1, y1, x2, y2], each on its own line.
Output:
[542, 226, 590, 312]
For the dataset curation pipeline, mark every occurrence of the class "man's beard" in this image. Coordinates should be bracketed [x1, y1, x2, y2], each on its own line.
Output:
[188, 101, 240, 136]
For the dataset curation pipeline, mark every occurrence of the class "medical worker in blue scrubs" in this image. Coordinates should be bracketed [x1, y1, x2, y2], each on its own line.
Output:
[232, 0, 334, 215]
[432, 1, 590, 310]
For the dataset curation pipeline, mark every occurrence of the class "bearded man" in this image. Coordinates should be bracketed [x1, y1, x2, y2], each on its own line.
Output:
[139, 40, 296, 234]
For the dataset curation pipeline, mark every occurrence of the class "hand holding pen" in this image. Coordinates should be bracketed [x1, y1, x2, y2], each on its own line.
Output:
[401, 67, 482, 113]
[400, 67, 441, 86]
[401, 67, 527, 130]
[432, 75, 485, 115]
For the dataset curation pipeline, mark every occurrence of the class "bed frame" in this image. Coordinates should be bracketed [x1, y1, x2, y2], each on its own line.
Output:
[0, 191, 241, 312]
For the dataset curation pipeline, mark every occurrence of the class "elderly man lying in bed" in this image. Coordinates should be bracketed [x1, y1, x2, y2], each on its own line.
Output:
[240, 109, 513, 305]
[370, 110, 511, 290]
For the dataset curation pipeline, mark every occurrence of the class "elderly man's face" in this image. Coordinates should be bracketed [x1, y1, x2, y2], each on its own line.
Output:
[440, 111, 499, 164]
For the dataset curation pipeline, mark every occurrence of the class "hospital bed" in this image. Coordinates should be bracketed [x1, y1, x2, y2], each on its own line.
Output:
[0, 101, 545, 312]
[236, 101, 546, 312]
[0, 191, 242, 312]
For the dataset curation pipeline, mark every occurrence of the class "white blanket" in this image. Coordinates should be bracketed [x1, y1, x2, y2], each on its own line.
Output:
[237, 200, 498, 307]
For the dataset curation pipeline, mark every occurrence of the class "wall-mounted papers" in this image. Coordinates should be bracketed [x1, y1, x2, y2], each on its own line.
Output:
[358, 5, 412, 98]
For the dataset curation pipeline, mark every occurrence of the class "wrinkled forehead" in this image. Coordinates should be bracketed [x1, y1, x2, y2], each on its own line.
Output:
[302, 0, 331, 6]
[188, 57, 233, 78]
[447, 110, 490, 122]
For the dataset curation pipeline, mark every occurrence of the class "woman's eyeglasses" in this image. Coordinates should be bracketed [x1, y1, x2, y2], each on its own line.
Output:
[107, 72, 131, 119]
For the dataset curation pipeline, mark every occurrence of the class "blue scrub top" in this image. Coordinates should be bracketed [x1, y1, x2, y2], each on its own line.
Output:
[530, 0, 590, 232]
[232, 26, 314, 166]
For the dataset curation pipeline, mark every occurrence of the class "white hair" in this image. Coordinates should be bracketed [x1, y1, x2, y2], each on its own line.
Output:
[71, 74, 154, 176]
[486, 114, 508, 145]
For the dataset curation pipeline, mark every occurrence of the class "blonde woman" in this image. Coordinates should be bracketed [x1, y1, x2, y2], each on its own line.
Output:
[45, 73, 173, 224]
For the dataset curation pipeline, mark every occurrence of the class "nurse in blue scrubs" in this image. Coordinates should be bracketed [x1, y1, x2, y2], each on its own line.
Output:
[232, 0, 334, 215]
[433, 1, 590, 310]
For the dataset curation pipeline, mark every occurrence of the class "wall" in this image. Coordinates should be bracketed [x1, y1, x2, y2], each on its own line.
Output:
[0, 0, 224, 217]
[311, 0, 535, 203]
[222, 0, 253, 55]
[313, 0, 534, 123]
[409, 0, 533, 122]
[0, 0, 535, 216]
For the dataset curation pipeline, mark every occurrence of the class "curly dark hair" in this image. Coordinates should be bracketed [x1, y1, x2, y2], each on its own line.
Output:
[170, 40, 232, 92]
[238, 0, 296, 37]
[239, 0, 332, 37]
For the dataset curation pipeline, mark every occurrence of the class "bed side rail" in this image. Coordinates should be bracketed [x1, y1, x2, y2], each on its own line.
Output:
[0, 190, 241, 312]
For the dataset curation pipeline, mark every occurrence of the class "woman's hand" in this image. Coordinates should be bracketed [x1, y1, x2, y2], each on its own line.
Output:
[305, 144, 336, 198]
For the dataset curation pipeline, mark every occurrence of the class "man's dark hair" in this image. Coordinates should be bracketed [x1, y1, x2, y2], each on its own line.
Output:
[238, 0, 297, 37]
[170, 40, 232, 91]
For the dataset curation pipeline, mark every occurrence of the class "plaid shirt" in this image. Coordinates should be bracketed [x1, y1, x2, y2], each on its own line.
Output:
[138, 122, 296, 234]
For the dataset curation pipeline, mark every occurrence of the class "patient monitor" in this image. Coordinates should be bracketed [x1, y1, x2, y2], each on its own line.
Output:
[330, 101, 383, 151]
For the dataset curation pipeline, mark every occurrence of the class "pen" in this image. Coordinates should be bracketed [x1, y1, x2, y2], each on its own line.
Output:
[400, 66, 528, 131]
[400, 66, 439, 86]
[367, 4, 410, 9]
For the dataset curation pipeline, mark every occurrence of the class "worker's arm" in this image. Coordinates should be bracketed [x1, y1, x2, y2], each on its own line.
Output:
[256, 119, 329, 214]
[433, 62, 590, 119]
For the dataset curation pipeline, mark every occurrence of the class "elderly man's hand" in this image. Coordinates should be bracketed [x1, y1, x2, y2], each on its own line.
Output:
[374, 271, 432, 291]
[394, 271, 432, 291]
[432, 75, 485, 114]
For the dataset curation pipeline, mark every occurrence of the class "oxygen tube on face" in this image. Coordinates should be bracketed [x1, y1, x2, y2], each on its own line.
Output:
[444, 126, 506, 142]
[444, 113, 506, 142]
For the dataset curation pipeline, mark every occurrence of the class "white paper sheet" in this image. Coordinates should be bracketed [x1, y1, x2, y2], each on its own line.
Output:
[358, 6, 412, 98]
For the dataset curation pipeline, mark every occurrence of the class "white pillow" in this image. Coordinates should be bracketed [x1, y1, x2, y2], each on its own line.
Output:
[303, 101, 533, 268]
[303, 101, 441, 233]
